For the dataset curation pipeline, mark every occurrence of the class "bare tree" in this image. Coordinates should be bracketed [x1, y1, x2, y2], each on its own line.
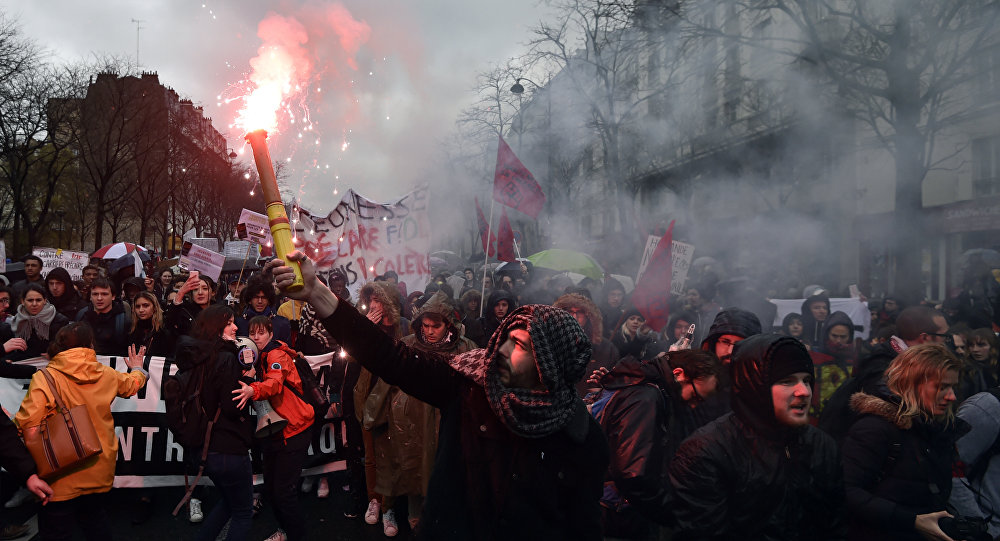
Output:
[684, 0, 1000, 299]
[528, 1, 651, 232]
[0, 14, 79, 254]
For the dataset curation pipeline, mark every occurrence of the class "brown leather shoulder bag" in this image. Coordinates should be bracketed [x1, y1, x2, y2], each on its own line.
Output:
[21, 368, 103, 480]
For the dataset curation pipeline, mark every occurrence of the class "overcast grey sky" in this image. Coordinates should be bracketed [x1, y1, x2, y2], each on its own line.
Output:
[1, 0, 548, 211]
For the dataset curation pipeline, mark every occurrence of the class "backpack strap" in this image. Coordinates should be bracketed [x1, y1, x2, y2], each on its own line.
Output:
[172, 406, 221, 516]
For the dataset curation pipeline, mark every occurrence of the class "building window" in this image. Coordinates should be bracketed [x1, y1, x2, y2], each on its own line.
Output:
[972, 135, 1000, 196]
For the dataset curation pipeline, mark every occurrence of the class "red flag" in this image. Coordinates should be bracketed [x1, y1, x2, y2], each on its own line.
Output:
[493, 136, 545, 219]
[475, 197, 496, 256]
[497, 208, 516, 262]
[632, 221, 674, 332]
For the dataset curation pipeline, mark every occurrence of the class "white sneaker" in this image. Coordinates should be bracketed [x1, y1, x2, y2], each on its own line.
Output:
[300, 476, 315, 493]
[188, 498, 203, 523]
[364, 498, 380, 525]
[264, 530, 287, 541]
[3, 488, 32, 508]
[383, 509, 398, 537]
[316, 477, 329, 499]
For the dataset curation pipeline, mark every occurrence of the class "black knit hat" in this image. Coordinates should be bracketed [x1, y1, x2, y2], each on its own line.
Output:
[768, 341, 813, 385]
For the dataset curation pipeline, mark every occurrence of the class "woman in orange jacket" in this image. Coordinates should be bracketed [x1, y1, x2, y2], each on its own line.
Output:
[15, 322, 147, 540]
[234, 315, 314, 541]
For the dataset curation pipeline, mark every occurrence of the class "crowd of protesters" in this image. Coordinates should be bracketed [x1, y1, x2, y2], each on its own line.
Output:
[0, 248, 997, 541]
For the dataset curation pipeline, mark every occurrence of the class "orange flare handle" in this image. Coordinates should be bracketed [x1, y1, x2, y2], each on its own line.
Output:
[246, 129, 304, 291]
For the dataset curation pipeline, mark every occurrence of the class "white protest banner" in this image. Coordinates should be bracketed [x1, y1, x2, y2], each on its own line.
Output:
[178, 243, 225, 282]
[33, 246, 90, 280]
[238, 208, 272, 244]
[293, 185, 432, 299]
[636, 235, 695, 295]
[0, 355, 347, 487]
[0, 240, 5, 273]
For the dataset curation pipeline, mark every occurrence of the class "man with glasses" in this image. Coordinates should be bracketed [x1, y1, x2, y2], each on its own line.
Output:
[691, 308, 763, 426]
[236, 278, 292, 344]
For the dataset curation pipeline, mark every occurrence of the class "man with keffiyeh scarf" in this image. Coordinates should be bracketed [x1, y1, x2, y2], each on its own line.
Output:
[265, 252, 609, 541]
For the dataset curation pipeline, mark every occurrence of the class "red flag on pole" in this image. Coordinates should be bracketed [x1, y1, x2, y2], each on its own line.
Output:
[497, 208, 516, 262]
[632, 220, 674, 332]
[475, 197, 496, 256]
[493, 136, 545, 219]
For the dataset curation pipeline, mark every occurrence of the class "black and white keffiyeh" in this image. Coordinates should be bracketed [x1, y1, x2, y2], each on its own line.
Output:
[448, 304, 591, 438]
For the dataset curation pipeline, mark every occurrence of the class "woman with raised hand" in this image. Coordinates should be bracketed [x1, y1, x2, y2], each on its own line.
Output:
[14, 322, 147, 540]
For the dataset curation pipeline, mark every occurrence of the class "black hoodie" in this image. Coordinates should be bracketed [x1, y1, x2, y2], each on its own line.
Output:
[477, 289, 517, 343]
[45, 267, 85, 321]
[669, 334, 846, 540]
[800, 293, 831, 347]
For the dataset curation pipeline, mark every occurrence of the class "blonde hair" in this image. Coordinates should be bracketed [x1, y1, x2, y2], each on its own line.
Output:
[130, 291, 164, 333]
[885, 343, 959, 424]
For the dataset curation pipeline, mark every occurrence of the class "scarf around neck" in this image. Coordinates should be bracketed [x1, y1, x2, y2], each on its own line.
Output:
[447, 304, 591, 438]
[11, 302, 57, 340]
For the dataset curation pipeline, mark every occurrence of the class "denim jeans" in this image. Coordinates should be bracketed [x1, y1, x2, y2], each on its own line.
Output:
[195, 452, 254, 541]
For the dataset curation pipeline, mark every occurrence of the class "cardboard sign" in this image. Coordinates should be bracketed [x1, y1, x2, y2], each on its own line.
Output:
[636, 235, 695, 295]
[238, 208, 272, 243]
[33, 246, 90, 280]
[177, 242, 225, 282]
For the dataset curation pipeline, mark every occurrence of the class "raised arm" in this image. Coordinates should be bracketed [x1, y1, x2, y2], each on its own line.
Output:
[266, 252, 465, 409]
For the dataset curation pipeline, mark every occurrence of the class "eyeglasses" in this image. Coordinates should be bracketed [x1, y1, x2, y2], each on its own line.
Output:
[0, 299, 9, 305]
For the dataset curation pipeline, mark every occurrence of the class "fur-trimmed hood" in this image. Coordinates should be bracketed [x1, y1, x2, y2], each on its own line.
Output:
[553, 293, 603, 343]
[849, 391, 910, 430]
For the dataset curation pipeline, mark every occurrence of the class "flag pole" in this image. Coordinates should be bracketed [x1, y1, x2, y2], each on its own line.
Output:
[480, 196, 496, 319]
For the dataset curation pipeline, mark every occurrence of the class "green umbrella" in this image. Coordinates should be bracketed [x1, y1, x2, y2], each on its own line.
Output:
[526, 249, 604, 281]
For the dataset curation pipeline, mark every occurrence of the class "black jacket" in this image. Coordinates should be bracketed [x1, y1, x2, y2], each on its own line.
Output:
[477, 289, 518, 345]
[321, 302, 609, 541]
[127, 319, 175, 359]
[0, 407, 37, 483]
[669, 335, 846, 541]
[46, 268, 85, 321]
[172, 336, 253, 455]
[599, 357, 696, 530]
[76, 301, 131, 356]
[163, 300, 206, 338]
[842, 391, 963, 540]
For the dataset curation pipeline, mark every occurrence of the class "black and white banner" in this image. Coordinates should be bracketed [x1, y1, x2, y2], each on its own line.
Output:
[1, 354, 348, 488]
